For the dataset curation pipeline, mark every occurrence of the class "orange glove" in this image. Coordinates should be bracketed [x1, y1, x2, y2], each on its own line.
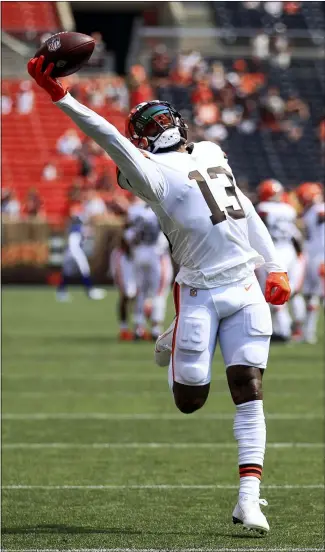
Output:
[27, 56, 66, 102]
[319, 262, 325, 278]
[265, 272, 291, 305]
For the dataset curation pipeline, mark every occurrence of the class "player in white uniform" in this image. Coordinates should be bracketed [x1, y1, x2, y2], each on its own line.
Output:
[28, 56, 291, 534]
[123, 202, 173, 339]
[110, 231, 137, 341]
[256, 180, 306, 341]
[110, 197, 146, 340]
[296, 183, 325, 344]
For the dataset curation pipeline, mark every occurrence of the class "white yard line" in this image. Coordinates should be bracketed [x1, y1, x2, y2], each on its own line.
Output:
[4, 390, 322, 398]
[3, 548, 325, 552]
[2, 413, 323, 420]
[3, 548, 324, 552]
[2, 484, 324, 490]
[2, 373, 323, 381]
[3, 442, 324, 450]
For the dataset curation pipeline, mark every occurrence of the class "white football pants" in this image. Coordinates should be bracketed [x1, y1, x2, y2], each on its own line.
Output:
[110, 248, 137, 299]
[169, 273, 272, 387]
[133, 246, 173, 326]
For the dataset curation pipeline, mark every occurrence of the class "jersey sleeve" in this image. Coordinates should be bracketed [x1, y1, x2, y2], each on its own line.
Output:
[237, 188, 285, 273]
[55, 93, 166, 202]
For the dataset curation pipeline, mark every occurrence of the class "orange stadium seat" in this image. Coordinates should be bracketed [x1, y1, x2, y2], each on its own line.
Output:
[2, 79, 122, 220]
[2, 1, 59, 31]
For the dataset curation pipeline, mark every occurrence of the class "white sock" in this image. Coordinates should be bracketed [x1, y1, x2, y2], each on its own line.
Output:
[234, 400, 266, 500]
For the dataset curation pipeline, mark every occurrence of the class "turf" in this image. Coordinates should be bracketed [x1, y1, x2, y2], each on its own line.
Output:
[2, 287, 324, 551]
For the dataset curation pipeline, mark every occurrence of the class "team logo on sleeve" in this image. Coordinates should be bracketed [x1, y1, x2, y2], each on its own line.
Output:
[47, 37, 61, 52]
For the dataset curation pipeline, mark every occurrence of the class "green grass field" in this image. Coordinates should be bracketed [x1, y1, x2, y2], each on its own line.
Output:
[2, 287, 324, 552]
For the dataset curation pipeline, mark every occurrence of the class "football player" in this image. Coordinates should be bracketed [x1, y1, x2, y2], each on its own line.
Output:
[110, 236, 136, 341]
[124, 202, 173, 340]
[28, 56, 291, 535]
[57, 207, 106, 301]
[109, 197, 145, 340]
[296, 182, 324, 344]
[256, 179, 306, 341]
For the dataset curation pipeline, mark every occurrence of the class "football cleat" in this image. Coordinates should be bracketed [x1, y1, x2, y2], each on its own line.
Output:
[56, 290, 71, 302]
[88, 288, 107, 300]
[232, 496, 269, 535]
[119, 329, 134, 341]
[154, 318, 175, 367]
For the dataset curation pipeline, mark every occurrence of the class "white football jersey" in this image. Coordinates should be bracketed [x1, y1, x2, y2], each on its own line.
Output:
[302, 202, 325, 254]
[57, 93, 283, 288]
[256, 201, 299, 244]
[133, 143, 266, 287]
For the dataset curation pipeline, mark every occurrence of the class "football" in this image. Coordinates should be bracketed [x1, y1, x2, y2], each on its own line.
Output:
[34, 32, 95, 78]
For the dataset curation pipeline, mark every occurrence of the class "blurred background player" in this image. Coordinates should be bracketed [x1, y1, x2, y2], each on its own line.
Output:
[256, 179, 306, 341]
[57, 207, 106, 302]
[110, 211, 138, 341]
[124, 202, 173, 340]
[296, 182, 325, 344]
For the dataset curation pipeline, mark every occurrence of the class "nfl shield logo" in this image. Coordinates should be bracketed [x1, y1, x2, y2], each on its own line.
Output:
[190, 288, 197, 297]
[47, 36, 61, 52]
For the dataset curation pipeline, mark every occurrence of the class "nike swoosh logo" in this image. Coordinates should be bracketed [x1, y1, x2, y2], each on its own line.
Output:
[245, 284, 253, 291]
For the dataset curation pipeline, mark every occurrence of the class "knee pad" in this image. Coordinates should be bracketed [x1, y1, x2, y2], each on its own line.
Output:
[232, 305, 272, 368]
[175, 306, 211, 385]
[246, 304, 273, 337]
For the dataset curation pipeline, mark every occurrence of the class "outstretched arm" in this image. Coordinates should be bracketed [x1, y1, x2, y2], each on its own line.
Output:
[27, 57, 166, 203]
[56, 93, 165, 202]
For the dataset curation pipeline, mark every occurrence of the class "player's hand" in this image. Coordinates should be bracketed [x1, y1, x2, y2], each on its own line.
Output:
[265, 272, 291, 305]
[27, 56, 67, 102]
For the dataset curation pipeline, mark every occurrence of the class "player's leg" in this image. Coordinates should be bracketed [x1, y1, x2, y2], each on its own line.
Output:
[303, 255, 323, 344]
[304, 294, 321, 344]
[150, 253, 174, 340]
[56, 271, 71, 302]
[291, 294, 306, 340]
[289, 253, 306, 340]
[56, 251, 74, 301]
[134, 264, 149, 339]
[219, 282, 272, 533]
[270, 304, 292, 342]
[110, 249, 136, 340]
[72, 243, 106, 300]
[170, 284, 218, 414]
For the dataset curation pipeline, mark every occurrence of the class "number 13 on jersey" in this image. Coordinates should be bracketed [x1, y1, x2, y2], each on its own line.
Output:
[189, 166, 245, 225]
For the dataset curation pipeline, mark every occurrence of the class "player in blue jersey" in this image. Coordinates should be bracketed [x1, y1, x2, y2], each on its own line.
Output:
[56, 210, 106, 301]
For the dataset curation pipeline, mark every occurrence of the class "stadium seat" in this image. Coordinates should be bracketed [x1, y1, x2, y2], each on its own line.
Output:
[2, 1, 59, 32]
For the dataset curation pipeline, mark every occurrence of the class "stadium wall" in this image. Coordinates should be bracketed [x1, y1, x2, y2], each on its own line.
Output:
[2, 221, 122, 284]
